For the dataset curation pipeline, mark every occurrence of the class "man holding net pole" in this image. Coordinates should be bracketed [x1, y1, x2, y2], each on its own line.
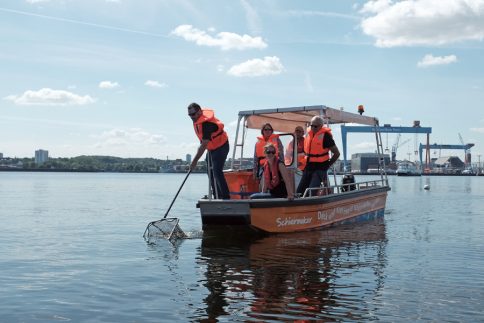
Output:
[188, 102, 230, 200]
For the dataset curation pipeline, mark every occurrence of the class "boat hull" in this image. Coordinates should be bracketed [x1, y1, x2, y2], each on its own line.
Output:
[198, 187, 389, 233]
[396, 172, 421, 176]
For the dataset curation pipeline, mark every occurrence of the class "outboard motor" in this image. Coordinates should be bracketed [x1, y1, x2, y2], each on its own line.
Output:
[342, 174, 356, 192]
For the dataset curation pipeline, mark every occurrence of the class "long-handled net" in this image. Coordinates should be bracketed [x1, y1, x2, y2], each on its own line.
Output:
[143, 218, 186, 243]
[143, 170, 191, 242]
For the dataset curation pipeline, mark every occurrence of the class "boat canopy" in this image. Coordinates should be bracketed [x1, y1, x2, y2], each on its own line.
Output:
[239, 105, 378, 133]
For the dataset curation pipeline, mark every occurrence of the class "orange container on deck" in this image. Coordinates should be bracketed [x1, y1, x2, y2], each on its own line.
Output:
[224, 170, 260, 199]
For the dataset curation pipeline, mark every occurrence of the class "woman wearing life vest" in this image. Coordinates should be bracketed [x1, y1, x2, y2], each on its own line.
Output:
[296, 116, 340, 196]
[262, 143, 295, 200]
[188, 102, 230, 199]
[252, 123, 284, 180]
[284, 125, 306, 170]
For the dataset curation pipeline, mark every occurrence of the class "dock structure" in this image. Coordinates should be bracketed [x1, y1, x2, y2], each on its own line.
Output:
[418, 143, 475, 167]
[341, 124, 432, 170]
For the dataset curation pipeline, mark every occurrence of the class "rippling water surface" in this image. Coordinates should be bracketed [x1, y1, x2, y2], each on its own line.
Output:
[1, 172, 483, 322]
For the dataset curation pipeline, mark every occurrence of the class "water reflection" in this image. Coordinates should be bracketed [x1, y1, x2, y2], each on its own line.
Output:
[198, 219, 387, 321]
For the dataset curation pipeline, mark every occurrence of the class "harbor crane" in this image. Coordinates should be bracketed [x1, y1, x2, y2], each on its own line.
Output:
[391, 135, 411, 162]
[341, 124, 432, 170]
[458, 133, 474, 167]
[418, 142, 475, 168]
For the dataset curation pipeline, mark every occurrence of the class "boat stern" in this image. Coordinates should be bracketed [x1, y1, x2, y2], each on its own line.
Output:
[198, 199, 252, 226]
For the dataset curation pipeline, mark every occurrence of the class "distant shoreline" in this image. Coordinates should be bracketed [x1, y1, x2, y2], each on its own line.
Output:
[0, 168, 206, 174]
[1, 168, 480, 176]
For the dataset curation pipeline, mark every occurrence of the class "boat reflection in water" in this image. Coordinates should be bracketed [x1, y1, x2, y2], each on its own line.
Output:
[198, 219, 387, 322]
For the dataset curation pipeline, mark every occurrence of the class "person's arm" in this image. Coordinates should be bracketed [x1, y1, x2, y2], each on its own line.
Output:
[253, 145, 259, 179]
[328, 145, 340, 168]
[261, 172, 268, 193]
[277, 138, 284, 161]
[279, 162, 295, 200]
[323, 133, 340, 169]
[190, 139, 209, 170]
[284, 140, 293, 165]
[190, 122, 215, 170]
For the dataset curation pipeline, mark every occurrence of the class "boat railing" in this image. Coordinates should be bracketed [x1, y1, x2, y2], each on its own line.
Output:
[302, 178, 388, 198]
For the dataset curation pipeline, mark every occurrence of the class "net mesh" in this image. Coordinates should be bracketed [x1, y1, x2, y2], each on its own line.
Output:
[143, 218, 186, 243]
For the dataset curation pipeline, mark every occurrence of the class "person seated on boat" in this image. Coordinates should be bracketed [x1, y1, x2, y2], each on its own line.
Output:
[296, 116, 340, 197]
[284, 125, 306, 171]
[357, 104, 364, 115]
[261, 143, 295, 200]
[253, 123, 284, 181]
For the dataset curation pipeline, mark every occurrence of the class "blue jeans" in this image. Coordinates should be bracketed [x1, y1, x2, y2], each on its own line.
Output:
[207, 141, 230, 199]
[296, 169, 328, 196]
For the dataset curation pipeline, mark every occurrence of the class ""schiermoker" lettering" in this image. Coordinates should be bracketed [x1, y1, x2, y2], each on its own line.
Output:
[276, 216, 312, 227]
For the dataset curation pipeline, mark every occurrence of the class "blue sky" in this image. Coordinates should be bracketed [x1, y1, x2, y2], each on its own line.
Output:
[1, 0, 483, 165]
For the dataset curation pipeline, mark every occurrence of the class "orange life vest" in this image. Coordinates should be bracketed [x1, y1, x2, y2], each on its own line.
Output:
[297, 153, 306, 170]
[193, 109, 228, 151]
[304, 127, 331, 163]
[285, 137, 307, 170]
[263, 157, 281, 190]
[296, 137, 306, 170]
[255, 134, 280, 167]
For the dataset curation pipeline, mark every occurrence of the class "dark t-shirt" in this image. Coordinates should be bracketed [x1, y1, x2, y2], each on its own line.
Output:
[305, 132, 336, 171]
[201, 122, 218, 140]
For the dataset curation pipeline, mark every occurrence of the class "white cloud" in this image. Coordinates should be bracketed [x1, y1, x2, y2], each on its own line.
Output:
[286, 10, 359, 20]
[417, 54, 458, 67]
[240, 0, 262, 34]
[353, 141, 376, 150]
[227, 56, 284, 77]
[26, 0, 50, 3]
[304, 72, 314, 92]
[171, 24, 267, 50]
[93, 128, 167, 149]
[360, 0, 484, 47]
[3, 88, 95, 106]
[360, 0, 392, 14]
[471, 127, 484, 133]
[144, 80, 167, 88]
[99, 81, 120, 89]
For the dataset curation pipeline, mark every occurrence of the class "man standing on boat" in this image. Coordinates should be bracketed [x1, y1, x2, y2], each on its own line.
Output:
[187, 102, 230, 200]
[297, 116, 340, 196]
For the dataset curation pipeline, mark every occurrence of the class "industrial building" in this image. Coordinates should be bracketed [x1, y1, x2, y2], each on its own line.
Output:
[351, 153, 390, 174]
[431, 156, 465, 174]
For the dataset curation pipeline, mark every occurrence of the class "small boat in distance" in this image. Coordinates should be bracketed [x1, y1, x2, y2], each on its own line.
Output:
[197, 105, 391, 235]
[396, 160, 422, 176]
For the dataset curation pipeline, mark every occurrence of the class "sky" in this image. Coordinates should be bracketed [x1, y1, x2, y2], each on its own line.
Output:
[1, 0, 483, 165]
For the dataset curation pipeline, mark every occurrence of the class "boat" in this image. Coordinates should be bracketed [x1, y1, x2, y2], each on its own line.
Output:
[197, 105, 391, 234]
[396, 160, 421, 176]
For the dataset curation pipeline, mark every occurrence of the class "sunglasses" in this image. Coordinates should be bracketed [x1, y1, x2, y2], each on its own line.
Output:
[188, 111, 199, 117]
[263, 128, 273, 131]
[310, 124, 320, 128]
[265, 150, 276, 154]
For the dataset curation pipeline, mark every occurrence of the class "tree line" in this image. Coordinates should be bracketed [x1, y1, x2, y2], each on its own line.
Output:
[0, 155, 181, 173]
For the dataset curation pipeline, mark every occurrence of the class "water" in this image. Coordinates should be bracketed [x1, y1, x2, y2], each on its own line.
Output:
[1, 172, 483, 322]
